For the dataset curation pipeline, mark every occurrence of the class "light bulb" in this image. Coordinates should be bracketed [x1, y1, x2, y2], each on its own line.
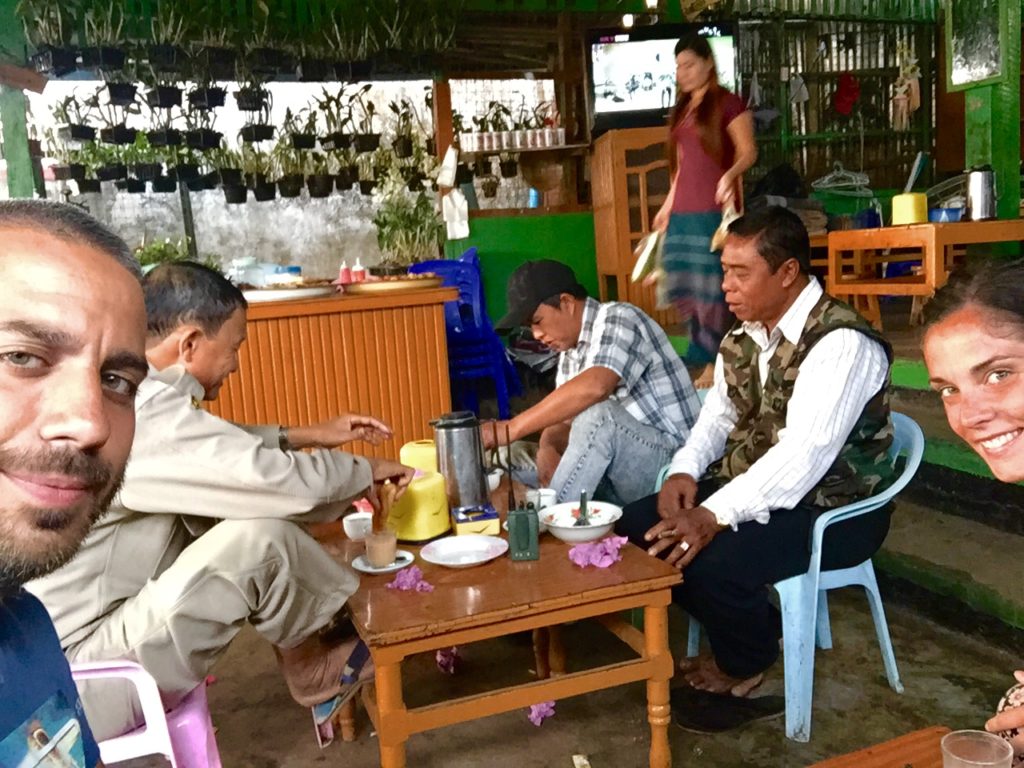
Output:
[622, 13, 634, 27]
[645, 0, 658, 7]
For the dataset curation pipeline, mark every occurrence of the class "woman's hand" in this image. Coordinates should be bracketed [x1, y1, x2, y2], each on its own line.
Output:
[986, 670, 1024, 757]
[715, 172, 737, 207]
[652, 205, 671, 234]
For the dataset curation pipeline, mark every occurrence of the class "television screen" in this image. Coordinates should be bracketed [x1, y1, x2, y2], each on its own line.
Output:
[588, 23, 737, 134]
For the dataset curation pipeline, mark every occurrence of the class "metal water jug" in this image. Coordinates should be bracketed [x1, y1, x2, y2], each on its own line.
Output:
[966, 165, 997, 221]
[431, 411, 489, 514]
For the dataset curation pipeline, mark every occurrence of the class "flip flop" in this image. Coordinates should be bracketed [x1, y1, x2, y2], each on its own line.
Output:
[670, 686, 785, 734]
[311, 640, 374, 726]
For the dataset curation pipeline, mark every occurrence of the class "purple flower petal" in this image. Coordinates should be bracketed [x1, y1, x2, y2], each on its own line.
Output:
[567, 536, 628, 568]
[527, 700, 556, 726]
[386, 565, 434, 592]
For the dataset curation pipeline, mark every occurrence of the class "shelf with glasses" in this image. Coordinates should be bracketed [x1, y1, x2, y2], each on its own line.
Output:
[459, 143, 590, 159]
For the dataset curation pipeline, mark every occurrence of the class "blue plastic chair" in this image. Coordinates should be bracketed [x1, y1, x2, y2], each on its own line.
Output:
[410, 255, 521, 418]
[655, 411, 924, 742]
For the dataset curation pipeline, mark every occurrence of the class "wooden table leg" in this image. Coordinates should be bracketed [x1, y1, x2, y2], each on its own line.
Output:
[338, 697, 357, 742]
[548, 625, 566, 676]
[375, 660, 408, 768]
[644, 604, 673, 768]
[532, 627, 551, 679]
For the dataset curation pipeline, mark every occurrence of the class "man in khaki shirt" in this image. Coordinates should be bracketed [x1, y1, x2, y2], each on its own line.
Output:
[30, 261, 413, 740]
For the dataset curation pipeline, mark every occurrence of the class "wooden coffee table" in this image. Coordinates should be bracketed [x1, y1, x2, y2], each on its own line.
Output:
[809, 726, 951, 767]
[330, 519, 681, 767]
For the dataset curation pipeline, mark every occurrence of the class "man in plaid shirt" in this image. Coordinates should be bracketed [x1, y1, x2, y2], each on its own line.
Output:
[486, 260, 700, 504]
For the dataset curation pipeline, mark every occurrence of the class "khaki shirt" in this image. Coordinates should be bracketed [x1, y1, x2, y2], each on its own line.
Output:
[29, 365, 373, 649]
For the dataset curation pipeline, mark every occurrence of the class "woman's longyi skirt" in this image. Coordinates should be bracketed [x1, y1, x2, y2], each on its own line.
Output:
[662, 210, 734, 366]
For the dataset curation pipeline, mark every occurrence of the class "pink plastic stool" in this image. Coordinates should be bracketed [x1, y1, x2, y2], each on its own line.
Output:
[70, 660, 222, 768]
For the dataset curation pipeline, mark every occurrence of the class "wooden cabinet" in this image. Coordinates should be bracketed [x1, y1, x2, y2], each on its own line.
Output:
[591, 127, 677, 329]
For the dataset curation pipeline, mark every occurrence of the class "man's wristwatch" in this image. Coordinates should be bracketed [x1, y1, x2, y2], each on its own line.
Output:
[278, 425, 291, 451]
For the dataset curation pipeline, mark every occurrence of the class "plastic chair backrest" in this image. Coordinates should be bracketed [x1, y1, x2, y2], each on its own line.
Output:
[410, 258, 490, 338]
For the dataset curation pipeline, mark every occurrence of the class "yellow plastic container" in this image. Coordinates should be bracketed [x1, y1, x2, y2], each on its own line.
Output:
[386, 471, 450, 542]
[891, 193, 928, 225]
[399, 440, 438, 473]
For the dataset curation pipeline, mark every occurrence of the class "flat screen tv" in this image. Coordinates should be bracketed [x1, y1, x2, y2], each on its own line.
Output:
[587, 22, 737, 137]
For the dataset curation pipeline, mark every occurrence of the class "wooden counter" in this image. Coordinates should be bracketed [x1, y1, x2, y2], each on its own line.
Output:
[207, 286, 457, 459]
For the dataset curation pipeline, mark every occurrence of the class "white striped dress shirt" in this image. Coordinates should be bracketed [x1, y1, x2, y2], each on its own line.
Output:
[666, 278, 889, 528]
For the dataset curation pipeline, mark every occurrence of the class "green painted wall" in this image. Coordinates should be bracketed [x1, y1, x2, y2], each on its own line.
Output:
[0, 0, 33, 198]
[444, 211, 598, 325]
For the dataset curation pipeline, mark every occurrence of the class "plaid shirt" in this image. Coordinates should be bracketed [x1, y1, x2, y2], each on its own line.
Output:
[556, 298, 700, 444]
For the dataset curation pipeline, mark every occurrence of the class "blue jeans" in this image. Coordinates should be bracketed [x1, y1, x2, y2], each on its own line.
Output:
[550, 400, 679, 506]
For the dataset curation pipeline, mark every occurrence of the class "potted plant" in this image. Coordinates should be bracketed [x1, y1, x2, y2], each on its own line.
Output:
[282, 107, 318, 150]
[389, 98, 416, 159]
[240, 144, 276, 201]
[488, 100, 513, 150]
[53, 96, 97, 143]
[240, 97, 275, 144]
[190, 23, 236, 81]
[88, 142, 127, 181]
[332, 148, 358, 191]
[209, 147, 243, 187]
[17, 0, 77, 76]
[371, 170, 445, 271]
[480, 175, 499, 198]
[135, 238, 219, 270]
[315, 86, 353, 151]
[499, 152, 518, 179]
[244, 1, 290, 76]
[320, 3, 378, 80]
[165, 146, 201, 182]
[182, 109, 223, 151]
[143, 94, 181, 147]
[45, 129, 85, 181]
[80, 1, 126, 71]
[124, 133, 162, 181]
[86, 86, 139, 145]
[305, 153, 334, 198]
[349, 84, 380, 153]
[148, 1, 188, 73]
[274, 143, 305, 198]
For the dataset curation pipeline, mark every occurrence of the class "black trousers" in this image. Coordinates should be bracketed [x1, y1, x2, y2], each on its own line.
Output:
[617, 478, 892, 679]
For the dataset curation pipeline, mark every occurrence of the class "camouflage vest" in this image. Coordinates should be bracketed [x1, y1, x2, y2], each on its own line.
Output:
[710, 292, 895, 508]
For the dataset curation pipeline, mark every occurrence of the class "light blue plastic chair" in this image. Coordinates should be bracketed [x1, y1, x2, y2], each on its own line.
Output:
[655, 411, 924, 742]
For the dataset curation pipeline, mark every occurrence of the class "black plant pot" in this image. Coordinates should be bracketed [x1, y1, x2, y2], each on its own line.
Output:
[188, 86, 226, 110]
[481, 179, 499, 198]
[195, 46, 236, 80]
[169, 163, 200, 182]
[297, 57, 330, 82]
[146, 85, 182, 109]
[473, 161, 492, 179]
[240, 124, 275, 143]
[248, 47, 287, 75]
[235, 87, 268, 112]
[353, 133, 381, 153]
[184, 129, 223, 150]
[499, 159, 519, 178]
[75, 178, 102, 194]
[186, 175, 216, 192]
[426, 138, 437, 156]
[115, 178, 146, 193]
[147, 128, 182, 147]
[346, 59, 373, 81]
[290, 132, 316, 150]
[58, 124, 96, 143]
[96, 163, 127, 181]
[132, 162, 162, 181]
[306, 174, 334, 198]
[106, 82, 138, 106]
[253, 182, 277, 202]
[393, 136, 414, 158]
[407, 175, 425, 192]
[358, 179, 376, 195]
[151, 175, 178, 193]
[454, 163, 473, 185]
[320, 131, 350, 151]
[149, 44, 186, 72]
[215, 168, 243, 187]
[80, 46, 126, 71]
[51, 164, 80, 181]
[334, 168, 356, 191]
[245, 172, 271, 190]
[31, 45, 77, 77]
[278, 174, 304, 198]
[223, 184, 248, 204]
[99, 125, 138, 145]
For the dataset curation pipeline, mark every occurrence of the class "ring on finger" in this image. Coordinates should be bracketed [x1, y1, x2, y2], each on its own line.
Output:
[658, 530, 675, 540]
[677, 540, 691, 552]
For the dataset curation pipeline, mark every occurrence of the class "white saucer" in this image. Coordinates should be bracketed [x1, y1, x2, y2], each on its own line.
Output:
[351, 550, 415, 575]
[420, 535, 508, 569]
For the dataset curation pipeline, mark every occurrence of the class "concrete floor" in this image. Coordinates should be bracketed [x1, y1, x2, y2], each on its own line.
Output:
[124, 589, 1017, 768]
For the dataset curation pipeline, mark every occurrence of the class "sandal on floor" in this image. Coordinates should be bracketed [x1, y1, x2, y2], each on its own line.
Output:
[670, 686, 785, 734]
[311, 640, 373, 726]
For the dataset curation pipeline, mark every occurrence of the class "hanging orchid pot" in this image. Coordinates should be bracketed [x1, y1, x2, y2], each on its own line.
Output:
[320, 131, 351, 151]
[188, 86, 226, 111]
[80, 46, 126, 71]
[245, 172, 271, 190]
[31, 45, 77, 77]
[290, 132, 316, 150]
[481, 177, 499, 198]
[253, 181, 277, 202]
[215, 168, 243, 187]
[52, 164, 85, 181]
[58, 124, 96, 142]
[99, 125, 138, 145]
[186, 175, 216, 192]
[277, 174, 304, 198]
[297, 57, 330, 82]
[106, 82, 138, 106]
[132, 163, 162, 181]
[473, 161, 491, 179]
[75, 178, 102, 194]
[184, 129, 223, 150]
[353, 133, 381, 153]
[240, 124, 275, 143]
[248, 47, 287, 76]
[146, 85, 182, 109]
[115, 178, 146, 193]
[223, 184, 248, 204]
[196, 46, 236, 80]
[306, 174, 334, 198]
[393, 136, 414, 159]
[334, 167, 356, 191]
[168, 163, 200, 182]
[148, 44, 186, 73]
[151, 175, 177, 193]
[96, 163, 127, 181]
[358, 179, 376, 195]
[406, 174, 425, 192]
[235, 87, 269, 112]
[499, 159, 519, 178]
[147, 128, 182, 148]
[346, 60, 373, 81]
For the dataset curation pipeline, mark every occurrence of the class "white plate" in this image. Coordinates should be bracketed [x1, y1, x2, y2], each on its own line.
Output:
[351, 550, 415, 575]
[420, 535, 508, 569]
[242, 286, 336, 303]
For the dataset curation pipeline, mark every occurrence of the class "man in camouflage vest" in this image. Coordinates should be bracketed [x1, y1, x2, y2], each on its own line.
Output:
[618, 206, 896, 730]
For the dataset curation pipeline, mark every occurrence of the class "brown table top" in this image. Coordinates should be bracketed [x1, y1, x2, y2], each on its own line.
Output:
[808, 726, 950, 768]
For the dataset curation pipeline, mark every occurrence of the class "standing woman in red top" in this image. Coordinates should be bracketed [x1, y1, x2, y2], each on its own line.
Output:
[652, 34, 757, 389]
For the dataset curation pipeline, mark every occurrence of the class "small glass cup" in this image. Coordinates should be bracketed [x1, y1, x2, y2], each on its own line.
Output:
[365, 530, 398, 568]
[525, 488, 557, 510]
[941, 730, 1013, 768]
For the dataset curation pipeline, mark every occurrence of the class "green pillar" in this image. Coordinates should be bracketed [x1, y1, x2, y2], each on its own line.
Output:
[0, 0, 34, 198]
[963, 0, 1021, 220]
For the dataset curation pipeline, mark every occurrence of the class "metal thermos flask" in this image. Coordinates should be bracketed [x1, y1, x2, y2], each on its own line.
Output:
[966, 165, 997, 221]
[431, 411, 489, 513]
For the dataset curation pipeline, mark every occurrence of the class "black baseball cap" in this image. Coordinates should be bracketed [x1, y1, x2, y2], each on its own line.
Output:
[495, 260, 586, 331]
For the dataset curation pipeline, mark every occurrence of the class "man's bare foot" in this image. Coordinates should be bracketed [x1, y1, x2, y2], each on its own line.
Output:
[692, 364, 715, 390]
[683, 657, 763, 697]
[678, 653, 712, 675]
[276, 635, 373, 707]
